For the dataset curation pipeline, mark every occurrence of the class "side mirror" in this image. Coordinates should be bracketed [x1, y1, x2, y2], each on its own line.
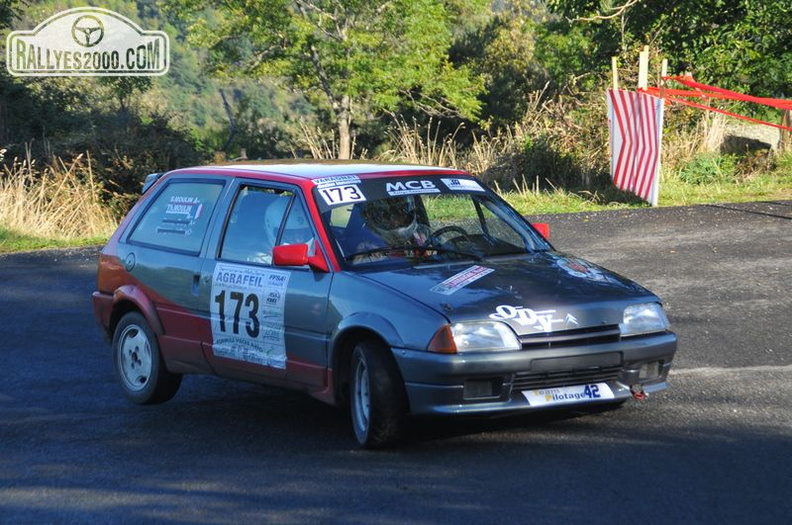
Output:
[272, 243, 329, 273]
[532, 222, 550, 240]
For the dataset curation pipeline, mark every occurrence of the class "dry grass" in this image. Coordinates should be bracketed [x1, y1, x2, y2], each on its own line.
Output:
[0, 149, 118, 241]
[293, 119, 366, 160]
[294, 120, 340, 160]
[378, 117, 461, 168]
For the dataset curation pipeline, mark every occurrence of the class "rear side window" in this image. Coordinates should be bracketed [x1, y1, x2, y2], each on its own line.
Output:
[129, 181, 223, 253]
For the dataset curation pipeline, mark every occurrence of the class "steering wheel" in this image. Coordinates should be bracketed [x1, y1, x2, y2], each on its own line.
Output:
[429, 225, 472, 246]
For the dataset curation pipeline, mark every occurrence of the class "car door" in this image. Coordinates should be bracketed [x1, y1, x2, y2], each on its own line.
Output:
[197, 181, 332, 388]
[121, 177, 226, 372]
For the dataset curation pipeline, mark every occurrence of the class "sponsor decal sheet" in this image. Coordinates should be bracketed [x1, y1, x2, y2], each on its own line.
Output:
[210, 263, 291, 369]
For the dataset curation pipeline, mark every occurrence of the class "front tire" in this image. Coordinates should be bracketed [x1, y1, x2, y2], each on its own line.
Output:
[350, 340, 409, 449]
[113, 312, 182, 404]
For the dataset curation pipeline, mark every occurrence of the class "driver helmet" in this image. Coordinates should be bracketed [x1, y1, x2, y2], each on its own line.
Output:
[265, 196, 313, 245]
[360, 196, 419, 244]
[264, 196, 290, 246]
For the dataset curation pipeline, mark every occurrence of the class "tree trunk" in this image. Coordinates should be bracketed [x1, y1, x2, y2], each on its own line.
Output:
[337, 117, 351, 160]
[336, 95, 352, 160]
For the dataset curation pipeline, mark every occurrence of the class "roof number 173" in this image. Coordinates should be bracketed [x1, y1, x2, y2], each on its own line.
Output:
[319, 184, 366, 206]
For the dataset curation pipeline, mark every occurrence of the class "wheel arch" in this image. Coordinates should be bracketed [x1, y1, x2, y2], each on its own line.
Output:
[109, 285, 164, 337]
[330, 313, 405, 408]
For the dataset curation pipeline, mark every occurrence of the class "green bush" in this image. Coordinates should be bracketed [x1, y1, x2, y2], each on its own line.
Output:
[676, 153, 738, 185]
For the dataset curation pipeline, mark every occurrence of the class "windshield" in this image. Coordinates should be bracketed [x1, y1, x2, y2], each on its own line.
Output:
[314, 175, 550, 267]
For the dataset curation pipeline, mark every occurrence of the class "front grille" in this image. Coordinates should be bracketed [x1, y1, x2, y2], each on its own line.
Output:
[513, 365, 622, 391]
[519, 324, 621, 350]
[511, 325, 624, 391]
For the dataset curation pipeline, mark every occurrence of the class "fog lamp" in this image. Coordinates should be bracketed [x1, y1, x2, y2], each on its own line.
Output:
[639, 361, 662, 380]
[463, 379, 500, 399]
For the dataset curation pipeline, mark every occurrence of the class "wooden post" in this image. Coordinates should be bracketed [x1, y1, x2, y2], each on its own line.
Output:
[638, 46, 649, 90]
[611, 56, 619, 91]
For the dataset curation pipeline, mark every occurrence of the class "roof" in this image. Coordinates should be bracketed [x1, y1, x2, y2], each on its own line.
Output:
[171, 160, 467, 181]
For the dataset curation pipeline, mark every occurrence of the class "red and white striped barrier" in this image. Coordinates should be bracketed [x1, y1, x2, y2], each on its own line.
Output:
[607, 89, 665, 205]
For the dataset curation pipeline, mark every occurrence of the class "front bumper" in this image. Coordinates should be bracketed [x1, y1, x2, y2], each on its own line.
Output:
[391, 331, 677, 416]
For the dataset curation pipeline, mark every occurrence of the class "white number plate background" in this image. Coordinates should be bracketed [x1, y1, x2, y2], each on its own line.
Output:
[522, 383, 615, 407]
[318, 184, 366, 206]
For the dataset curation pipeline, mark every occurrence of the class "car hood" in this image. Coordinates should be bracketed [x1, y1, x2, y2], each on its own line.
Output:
[355, 252, 659, 335]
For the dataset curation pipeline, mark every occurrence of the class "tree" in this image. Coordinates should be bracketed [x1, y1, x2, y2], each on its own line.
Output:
[455, 1, 598, 127]
[100, 77, 153, 112]
[0, 0, 21, 30]
[546, 0, 792, 99]
[168, 0, 486, 159]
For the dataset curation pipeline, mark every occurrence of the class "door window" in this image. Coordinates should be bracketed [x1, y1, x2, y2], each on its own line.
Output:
[220, 186, 315, 265]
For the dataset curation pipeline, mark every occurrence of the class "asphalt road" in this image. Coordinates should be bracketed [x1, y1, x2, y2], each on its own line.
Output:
[1, 201, 790, 524]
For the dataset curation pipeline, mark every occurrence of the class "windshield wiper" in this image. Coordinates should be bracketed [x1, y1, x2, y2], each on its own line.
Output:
[427, 246, 484, 261]
[345, 245, 483, 262]
[344, 245, 420, 261]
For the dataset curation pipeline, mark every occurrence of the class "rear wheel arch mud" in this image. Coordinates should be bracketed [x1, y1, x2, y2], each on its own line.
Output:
[109, 285, 163, 336]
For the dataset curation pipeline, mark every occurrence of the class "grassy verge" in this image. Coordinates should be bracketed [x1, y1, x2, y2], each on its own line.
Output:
[501, 170, 791, 216]
[4, 172, 788, 254]
[0, 227, 107, 254]
[1, 147, 789, 254]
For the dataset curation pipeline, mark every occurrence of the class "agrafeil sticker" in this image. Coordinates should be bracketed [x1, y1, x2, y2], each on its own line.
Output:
[210, 263, 291, 368]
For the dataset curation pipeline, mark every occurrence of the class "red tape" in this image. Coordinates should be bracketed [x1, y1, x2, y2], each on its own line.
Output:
[663, 76, 792, 111]
[641, 76, 792, 132]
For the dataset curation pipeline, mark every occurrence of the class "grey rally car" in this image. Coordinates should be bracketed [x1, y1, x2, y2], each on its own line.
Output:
[92, 161, 677, 448]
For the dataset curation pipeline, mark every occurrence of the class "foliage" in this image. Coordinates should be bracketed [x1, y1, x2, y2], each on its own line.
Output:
[773, 150, 792, 176]
[99, 77, 153, 112]
[453, 1, 598, 128]
[0, 1, 308, 201]
[168, 0, 487, 158]
[453, 2, 545, 127]
[1, 0, 788, 243]
[546, 0, 792, 99]
[0, 0, 22, 29]
[676, 152, 738, 185]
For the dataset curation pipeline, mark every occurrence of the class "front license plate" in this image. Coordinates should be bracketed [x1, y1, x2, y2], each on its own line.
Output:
[522, 383, 615, 407]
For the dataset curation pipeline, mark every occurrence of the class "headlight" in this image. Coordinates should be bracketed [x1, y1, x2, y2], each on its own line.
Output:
[620, 303, 670, 337]
[428, 321, 521, 354]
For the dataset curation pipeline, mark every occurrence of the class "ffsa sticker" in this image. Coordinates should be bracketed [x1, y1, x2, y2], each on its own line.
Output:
[210, 263, 291, 369]
[555, 255, 617, 283]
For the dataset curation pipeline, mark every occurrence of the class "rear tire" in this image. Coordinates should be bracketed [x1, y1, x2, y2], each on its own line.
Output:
[113, 312, 182, 404]
[350, 340, 408, 449]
